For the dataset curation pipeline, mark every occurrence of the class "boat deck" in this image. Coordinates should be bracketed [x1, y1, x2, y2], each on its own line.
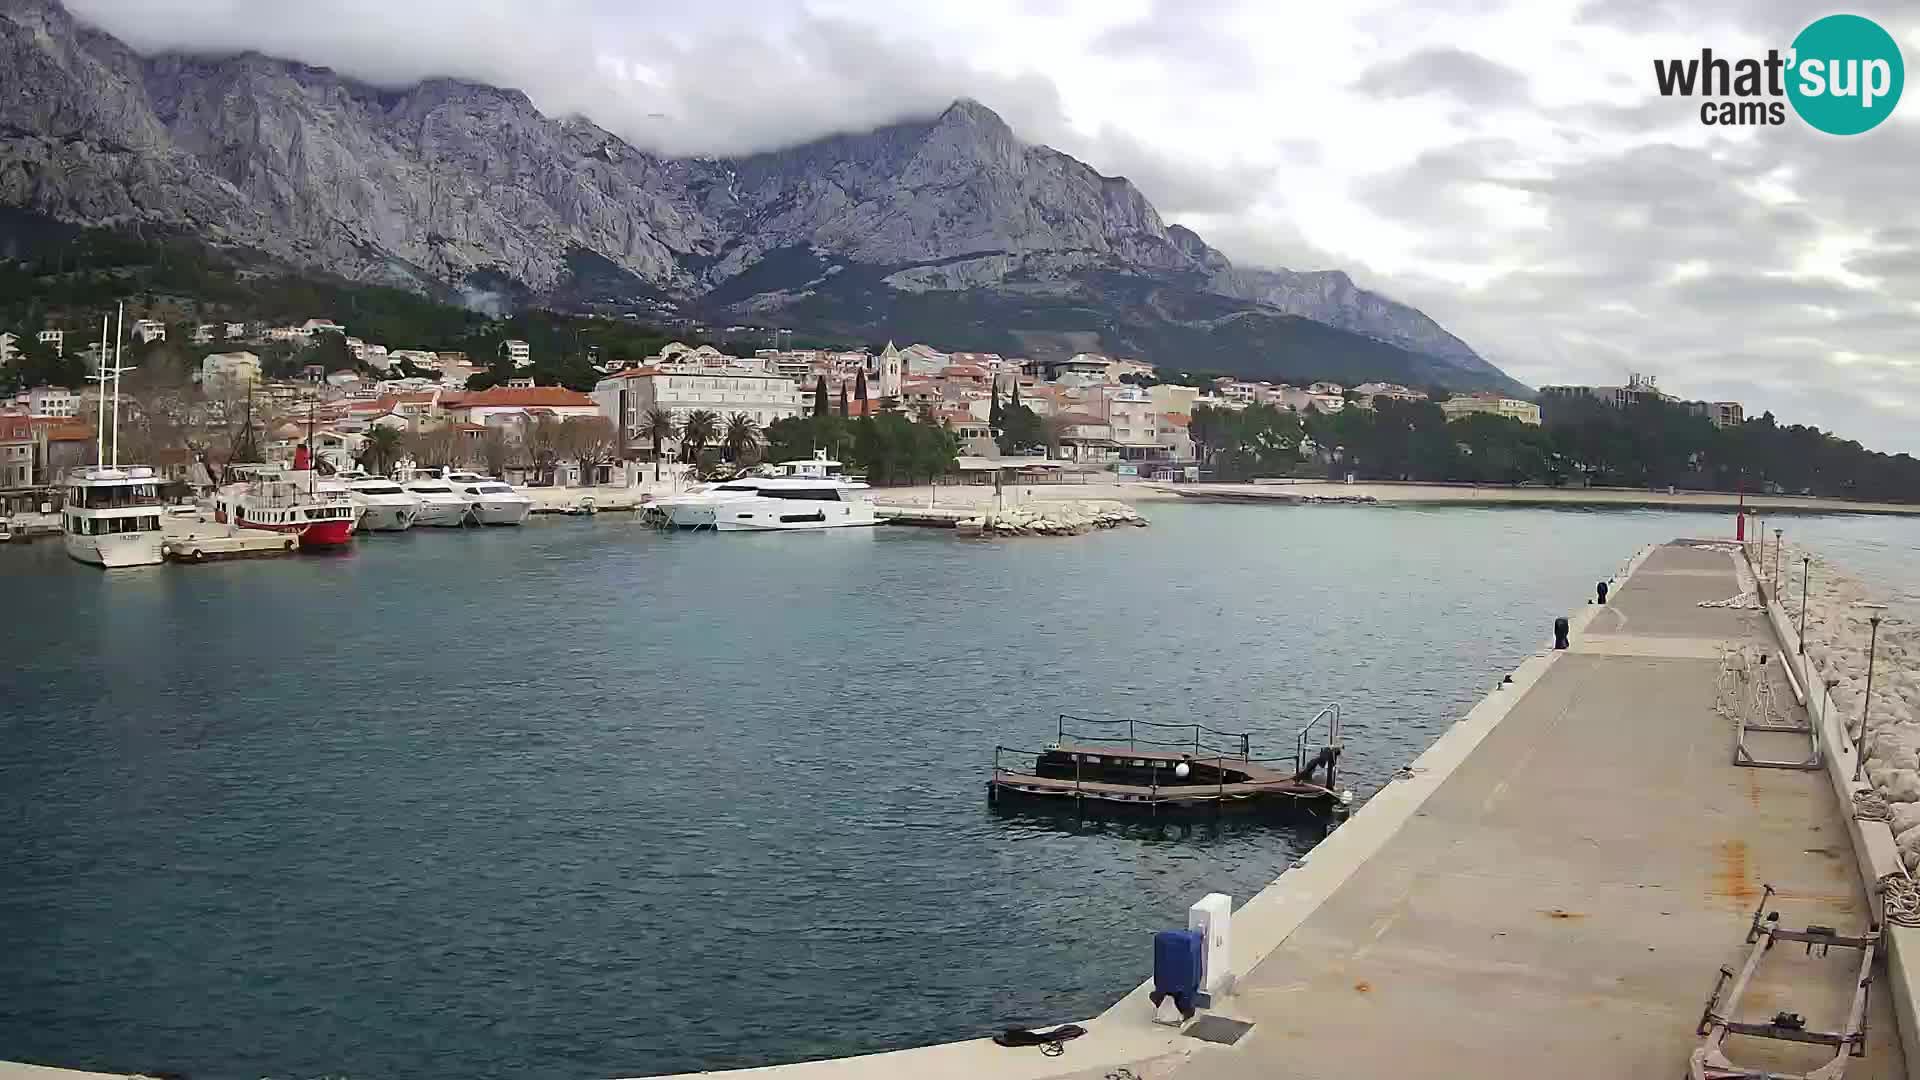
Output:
[990, 743, 1337, 807]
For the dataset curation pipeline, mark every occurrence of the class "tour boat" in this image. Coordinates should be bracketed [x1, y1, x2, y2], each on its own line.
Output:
[346, 477, 419, 532]
[445, 472, 532, 526]
[214, 465, 358, 549]
[401, 480, 473, 527]
[63, 305, 166, 568]
[64, 465, 166, 567]
[650, 452, 878, 531]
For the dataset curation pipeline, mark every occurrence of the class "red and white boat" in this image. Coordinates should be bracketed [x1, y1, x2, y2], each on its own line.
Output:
[214, 463, 359, 549]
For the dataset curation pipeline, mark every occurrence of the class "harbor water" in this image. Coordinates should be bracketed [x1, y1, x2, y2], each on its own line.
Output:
[2, 503, 1916, 1079]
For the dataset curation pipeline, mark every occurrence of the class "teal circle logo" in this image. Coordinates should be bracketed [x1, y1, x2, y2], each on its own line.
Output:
[1787, 14, 1904, 135]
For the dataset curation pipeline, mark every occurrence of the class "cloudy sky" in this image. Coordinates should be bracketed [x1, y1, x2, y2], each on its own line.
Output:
[69, 0, 1920, 452]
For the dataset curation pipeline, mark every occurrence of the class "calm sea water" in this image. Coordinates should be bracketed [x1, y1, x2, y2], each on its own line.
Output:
[3, 503, 1916, 1079]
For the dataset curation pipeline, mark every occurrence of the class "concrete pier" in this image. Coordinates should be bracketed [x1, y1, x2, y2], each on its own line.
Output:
[1159, 540, 1905, 1078]
[636, 540, 1909, 1080]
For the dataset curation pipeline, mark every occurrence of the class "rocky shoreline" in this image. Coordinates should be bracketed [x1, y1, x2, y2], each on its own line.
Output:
[955, 500, 1149, 537]
[1779, 543, 1920, 867]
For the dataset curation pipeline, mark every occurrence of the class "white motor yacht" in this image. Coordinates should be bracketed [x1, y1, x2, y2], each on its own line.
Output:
[402, 480, 472, 527]
[447, 473, 533, 526]
[652, 453, 877, 532]
[347, 477, 420, 531]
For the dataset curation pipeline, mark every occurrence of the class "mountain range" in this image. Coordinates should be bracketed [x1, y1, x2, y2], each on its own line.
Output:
[0, 0, 1527, 395]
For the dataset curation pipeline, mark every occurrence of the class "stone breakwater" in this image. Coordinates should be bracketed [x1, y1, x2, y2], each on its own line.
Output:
[957, 500, 1149, 537]
[1777, 543, 1920, 867]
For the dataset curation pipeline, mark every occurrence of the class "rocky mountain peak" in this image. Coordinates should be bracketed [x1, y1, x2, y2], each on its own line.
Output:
[0, 1, 1524, 394]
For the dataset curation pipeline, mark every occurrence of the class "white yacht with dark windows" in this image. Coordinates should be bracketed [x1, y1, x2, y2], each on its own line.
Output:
[650, 452, 878, 532]
[64, 465, 165, 567]
[63, 305, 165, 568]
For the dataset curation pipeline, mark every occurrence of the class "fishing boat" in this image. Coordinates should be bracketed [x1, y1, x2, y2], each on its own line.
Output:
[213, 462, 358, 549]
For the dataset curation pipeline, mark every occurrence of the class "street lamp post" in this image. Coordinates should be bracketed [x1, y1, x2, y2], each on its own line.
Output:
[1853, 615, 1884, 782]
[1773, 529, 1783, 592]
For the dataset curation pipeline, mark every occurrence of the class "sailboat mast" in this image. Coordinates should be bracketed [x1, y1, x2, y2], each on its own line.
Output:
[95, 313, 108, 466]
[111, 303, 124, 467]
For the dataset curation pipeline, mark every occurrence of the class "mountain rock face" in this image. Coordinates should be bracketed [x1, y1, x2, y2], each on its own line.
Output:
[0, 0, 1526, 393]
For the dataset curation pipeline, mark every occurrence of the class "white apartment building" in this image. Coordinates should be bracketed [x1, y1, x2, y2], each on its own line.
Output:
[594, 363, 805, 452]
[0, 332, 17, 364]
[201, 351, 263, 393]
[28, 385, 79, 418]
[37, 329, 64, 355]
[1439, 394, 1542, 425]
[130, 319, 166, 344]
[501, 339, 532, 369]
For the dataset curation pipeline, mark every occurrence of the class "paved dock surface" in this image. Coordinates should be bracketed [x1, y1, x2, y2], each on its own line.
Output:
[1171, 541, 1903, 1079]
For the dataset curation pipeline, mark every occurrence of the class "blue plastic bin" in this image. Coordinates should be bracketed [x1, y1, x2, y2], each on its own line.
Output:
[1153, 928, 1203, 996]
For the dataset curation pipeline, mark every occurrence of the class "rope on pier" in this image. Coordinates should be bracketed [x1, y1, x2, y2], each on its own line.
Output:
[1854, 789, 1893, 823]
[1878, 871, 1920, 928]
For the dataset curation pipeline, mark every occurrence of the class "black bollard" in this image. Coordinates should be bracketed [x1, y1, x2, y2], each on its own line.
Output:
[1596, 581, 1609, 605]
[1554, 616, 1570, 650]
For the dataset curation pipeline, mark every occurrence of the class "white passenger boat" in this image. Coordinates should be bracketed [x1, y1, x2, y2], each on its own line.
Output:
[64, 465, 166, 567]
[651, 452, 878, 532]
[63, 305, 165, 568]
[346, 477, 419, 532]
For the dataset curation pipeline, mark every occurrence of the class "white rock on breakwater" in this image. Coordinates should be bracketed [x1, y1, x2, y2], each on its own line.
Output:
[1779, 543, 1920, 867]
[957, 500, 1149, 537]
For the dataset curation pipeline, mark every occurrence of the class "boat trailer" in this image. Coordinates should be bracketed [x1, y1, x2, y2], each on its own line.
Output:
[1691, 884, 1878, 1080]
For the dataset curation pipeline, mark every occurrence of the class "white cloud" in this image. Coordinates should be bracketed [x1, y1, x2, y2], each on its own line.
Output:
[62, 0, 1920, 452]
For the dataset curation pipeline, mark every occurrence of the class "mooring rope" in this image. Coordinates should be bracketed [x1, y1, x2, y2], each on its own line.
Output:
[1879, 871, 1920, 928]
[1854, 789, 1893, 822]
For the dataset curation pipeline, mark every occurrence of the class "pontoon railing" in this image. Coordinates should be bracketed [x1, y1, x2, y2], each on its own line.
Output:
[1294, 702, 1343, 777]
[1055, 713, 1251, 760]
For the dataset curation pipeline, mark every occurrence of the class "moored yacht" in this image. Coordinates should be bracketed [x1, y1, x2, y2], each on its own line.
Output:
[651, 452, 877, 531]
[446, 472, 532, 526]
[401, 479, 472, 527]
[62, 305, 165, 568]
[346, 477, 419, 531]
[64, 465, 166, 567]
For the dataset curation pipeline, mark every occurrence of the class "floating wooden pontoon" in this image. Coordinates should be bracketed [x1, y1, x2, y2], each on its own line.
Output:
[988, 706, 1349, 816]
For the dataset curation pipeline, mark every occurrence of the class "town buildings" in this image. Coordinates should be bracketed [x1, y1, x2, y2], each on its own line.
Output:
[1539, 373, 1744, 428]
[593, 347, 805, 453]
[26, 385, 79, 418]
[201, 351, 263, 394]
[1438, 393, 1542, 425]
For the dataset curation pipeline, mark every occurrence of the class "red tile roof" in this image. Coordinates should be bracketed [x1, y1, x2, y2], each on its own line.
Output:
[441, 386, 597, 408]
[38, 419, 95, 441]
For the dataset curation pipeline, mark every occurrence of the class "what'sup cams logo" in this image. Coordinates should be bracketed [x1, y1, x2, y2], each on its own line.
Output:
[1654, 13, 1904, 134]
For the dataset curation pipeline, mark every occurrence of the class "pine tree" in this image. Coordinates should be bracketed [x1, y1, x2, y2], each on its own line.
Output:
[813, 375, 829, 418]
[1010, 381, 1023, 410]
[989, 380, 1003, 429]
[838, 383, 849, 418]
[854, 369, 868, 410]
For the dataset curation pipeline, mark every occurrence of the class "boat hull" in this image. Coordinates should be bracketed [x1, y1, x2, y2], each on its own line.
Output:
[218, 515, 357, 549]
[468, 499, 530, 526]
[356, 503, 416, 531]
[65, 531, 165, 568]
[411, 502, 469, 527]
[665, 498, 878, 531]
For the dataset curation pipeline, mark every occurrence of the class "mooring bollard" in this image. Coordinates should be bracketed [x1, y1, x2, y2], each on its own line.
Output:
[1554, 616, 1570, 650]
[1596, 581, 1609, 605]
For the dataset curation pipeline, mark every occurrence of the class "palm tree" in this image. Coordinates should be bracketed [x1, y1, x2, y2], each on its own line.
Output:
[679, 409, 719, 464]
[640, 406, 679, 481]
[723, 412, 762, 464]
[359, 425, 405, 476]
